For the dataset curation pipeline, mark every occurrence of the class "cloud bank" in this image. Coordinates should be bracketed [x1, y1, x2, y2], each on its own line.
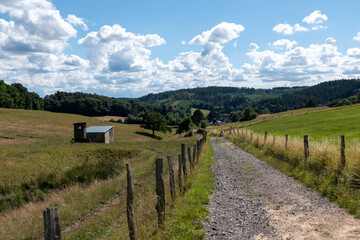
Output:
[0, 1, 359, 97]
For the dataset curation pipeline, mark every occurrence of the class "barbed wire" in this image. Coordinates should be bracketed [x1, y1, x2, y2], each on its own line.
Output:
[99, 193, 154, 240]
[61, 173, 155, 235]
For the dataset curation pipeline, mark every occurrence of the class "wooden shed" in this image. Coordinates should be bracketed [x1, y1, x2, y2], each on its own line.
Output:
[86, 126, 114, 144]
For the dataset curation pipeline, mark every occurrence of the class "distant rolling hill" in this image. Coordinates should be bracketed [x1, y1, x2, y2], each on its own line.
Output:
[139, 79, 360, 115]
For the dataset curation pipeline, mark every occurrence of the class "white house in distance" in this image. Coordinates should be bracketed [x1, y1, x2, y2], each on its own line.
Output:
[73, 123, 114, 144]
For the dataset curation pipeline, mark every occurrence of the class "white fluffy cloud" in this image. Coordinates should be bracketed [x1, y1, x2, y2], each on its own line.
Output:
[78, 24, 166, 72]
[302, 10, 328, 24]
[243, 38, 360, 85]
[0, 0, 91, 94]
[0, 0, 77, 54]
[272, 39, 297, 50]
[354, 32, 360, 41]
[274, 10, 327, 35]
[66, 14, 88, 31]
[273, 23, 308, 35]
[189, 22, 244, 45]
[325, 37, 336, 45]
[1, 2, 360, 98]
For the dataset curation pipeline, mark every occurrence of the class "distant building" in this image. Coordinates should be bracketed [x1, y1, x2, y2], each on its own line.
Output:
[73, 123, 114, 144]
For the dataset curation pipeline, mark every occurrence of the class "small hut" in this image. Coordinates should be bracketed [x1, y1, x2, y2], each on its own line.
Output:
[73, 123, 114, 144]
[86, 126, 114, 144]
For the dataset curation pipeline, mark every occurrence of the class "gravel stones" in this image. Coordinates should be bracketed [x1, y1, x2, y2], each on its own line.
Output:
[205, 137, 360, 240]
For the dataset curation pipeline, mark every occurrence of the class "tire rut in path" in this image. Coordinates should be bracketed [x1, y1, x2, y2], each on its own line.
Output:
[205, 137, 360, 240]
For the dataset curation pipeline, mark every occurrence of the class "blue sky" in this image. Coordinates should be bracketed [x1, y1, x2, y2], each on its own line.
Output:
[0, 0, 360, 97]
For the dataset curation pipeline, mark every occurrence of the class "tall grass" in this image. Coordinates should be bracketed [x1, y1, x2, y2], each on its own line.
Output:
[221, 128, 360, 217]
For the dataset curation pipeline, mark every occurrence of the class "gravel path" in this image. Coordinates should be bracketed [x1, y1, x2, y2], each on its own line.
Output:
[205, 137, 360, 240]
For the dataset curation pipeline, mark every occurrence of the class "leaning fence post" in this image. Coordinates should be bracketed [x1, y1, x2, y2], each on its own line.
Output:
[155, 158, 165, 228]
[193, 144, 197, 165]
[187, 147, 193, 170]
[43, 207, 61, 240]
[285, 134, 288, 150]
[126, 163, 137, 240]
[167, 156, 176, 201]
[264, 132, 267, 145]
[178, 154, 182, 193]
[304, 135, 309, 161]
[341, 135, 345, 168]
[181, 144, 187, 180]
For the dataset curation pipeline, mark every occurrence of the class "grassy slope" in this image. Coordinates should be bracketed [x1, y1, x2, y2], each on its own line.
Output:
[247, 105, 360, 141]
[0, 108, 202, 239]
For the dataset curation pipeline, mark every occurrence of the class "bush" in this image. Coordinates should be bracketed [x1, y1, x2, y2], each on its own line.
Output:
[125, 114, 143, 124]
[200, 119, 209, 128]
[177, 117, 194, 134]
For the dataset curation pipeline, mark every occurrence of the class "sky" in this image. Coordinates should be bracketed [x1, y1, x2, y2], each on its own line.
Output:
[0, 0, 360, 98]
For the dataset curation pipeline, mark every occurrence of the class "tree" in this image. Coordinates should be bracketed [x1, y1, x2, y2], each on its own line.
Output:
[207, 110, 217, 123]
[191, 109, 204, 126]
[177, 117, 193, 134]
[141, 111, 171, 137]
[228, 111, 241, 122]
[240, 106, 257, 121]
[305, 99, 316, 108]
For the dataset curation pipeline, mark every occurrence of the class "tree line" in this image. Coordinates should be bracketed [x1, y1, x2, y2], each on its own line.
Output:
[2, 79, 360, 125]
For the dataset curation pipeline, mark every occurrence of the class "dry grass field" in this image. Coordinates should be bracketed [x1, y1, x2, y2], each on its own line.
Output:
[0, 108, 203, 239]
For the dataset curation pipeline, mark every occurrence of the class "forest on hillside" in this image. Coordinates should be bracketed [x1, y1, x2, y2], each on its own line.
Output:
[1, 79, 360, 123]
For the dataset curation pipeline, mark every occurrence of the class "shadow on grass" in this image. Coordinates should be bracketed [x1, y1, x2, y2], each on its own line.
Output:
[135, 131, 162, 140]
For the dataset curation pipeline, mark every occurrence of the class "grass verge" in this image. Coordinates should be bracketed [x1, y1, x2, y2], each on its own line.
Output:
[158, 139, 214, 239]
[227, 134, 360, 218]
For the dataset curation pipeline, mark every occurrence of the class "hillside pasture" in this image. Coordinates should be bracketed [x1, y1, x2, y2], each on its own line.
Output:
[247, 105, 360, 142]
[0, 108, 202, 239]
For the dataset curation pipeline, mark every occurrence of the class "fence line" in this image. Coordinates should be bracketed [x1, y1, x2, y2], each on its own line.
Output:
[43, 133, 208, 239]
[220, 127, 349, 169]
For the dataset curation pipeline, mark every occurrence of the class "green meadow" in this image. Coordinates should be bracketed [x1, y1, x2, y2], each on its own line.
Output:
[247, 105, 360, 142]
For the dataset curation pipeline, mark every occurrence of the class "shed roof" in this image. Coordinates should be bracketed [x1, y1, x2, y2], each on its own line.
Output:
[86, 126, 113, 133]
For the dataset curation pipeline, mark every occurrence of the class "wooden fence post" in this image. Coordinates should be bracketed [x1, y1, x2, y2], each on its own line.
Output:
[285, 134, 288, 150]
[167, 156, 176, 201]
[341, 135, 345, 168]
[273, 135, 276, 145]
[193, 144, 197, 165]
[43, 207, 61, 240]
[187, 147, 193, 170]
[181, 144, 187, 180]
[250, 132, 253, 141]
[264, 132, 267, 145]
[126, 163, 137, 240]
[304, 135, 309, 161]
[155, 158, 165, 228]
[178, 154, 182, 193]
[197, 140, 200, 162]
[242, 129, 244, 135]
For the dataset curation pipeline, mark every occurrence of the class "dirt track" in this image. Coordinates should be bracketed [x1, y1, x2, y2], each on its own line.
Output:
[205, 137, 360, 239]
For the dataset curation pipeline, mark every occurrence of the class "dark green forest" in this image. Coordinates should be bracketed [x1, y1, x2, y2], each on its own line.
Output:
[0, 80, 43, 110]
[1, 79, 360, 123]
